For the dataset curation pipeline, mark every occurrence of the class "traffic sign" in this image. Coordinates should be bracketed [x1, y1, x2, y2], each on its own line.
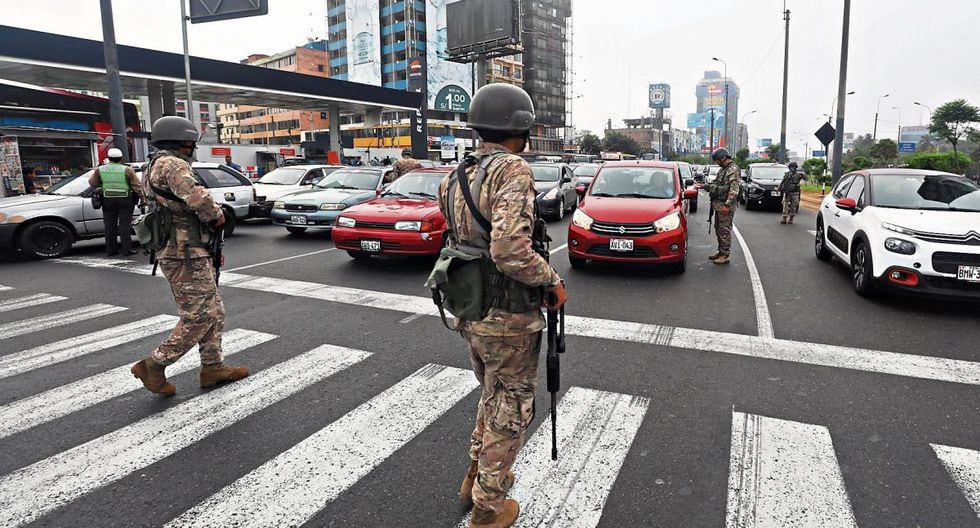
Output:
[190, 0, 268, 24]
[899, 141, 917, 153]
[812, 150, 827, 157]
[815, 123, 836, 146]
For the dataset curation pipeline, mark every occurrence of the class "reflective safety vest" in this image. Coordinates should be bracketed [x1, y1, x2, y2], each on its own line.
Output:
[100, 163, 130, 198]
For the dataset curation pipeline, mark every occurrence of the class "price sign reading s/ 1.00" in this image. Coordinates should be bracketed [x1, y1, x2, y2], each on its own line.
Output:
[434, 85, 471, 113]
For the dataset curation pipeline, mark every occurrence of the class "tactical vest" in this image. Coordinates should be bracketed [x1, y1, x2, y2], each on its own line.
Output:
[444, 151, 544, 314]
[782, 172, 802, 193]
[142, 152, 211, 253]
[100, 163, 130, 198]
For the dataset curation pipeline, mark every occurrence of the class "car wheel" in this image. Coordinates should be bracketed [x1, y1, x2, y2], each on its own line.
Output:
[221, 208, 236, 237]
[347, 250, 371, 261]
[851, 240, 876, 297]
[568, 254, 586, 269]
[556, 198, 566, 221]
[286, 226, 307, 235]
[18, 220, 73, 259]
[815, 217, 832, 262]
[689, 199, 698, 214]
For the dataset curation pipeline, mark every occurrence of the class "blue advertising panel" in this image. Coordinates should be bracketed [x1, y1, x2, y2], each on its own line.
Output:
[757, 138, 773, 147]
[687, 113, 707, 129]
[648, 84, 670, 109]
[812, 150, 827, 157]
[898, 141, 917, 153]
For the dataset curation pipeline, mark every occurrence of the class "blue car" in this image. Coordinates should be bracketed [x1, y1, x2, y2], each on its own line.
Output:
[271, 167, 392, 234]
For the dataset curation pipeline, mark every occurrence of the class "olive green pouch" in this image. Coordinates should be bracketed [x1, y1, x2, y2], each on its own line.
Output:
[426, 246, 489, 327]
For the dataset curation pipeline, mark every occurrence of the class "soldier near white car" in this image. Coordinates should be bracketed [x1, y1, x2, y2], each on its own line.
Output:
[779, 161, 806, 224]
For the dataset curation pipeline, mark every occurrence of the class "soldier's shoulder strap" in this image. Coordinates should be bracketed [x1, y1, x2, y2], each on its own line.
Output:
[449, 151, 508, 236]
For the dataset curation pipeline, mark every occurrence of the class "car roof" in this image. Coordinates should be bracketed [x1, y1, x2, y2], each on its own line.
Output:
[857, 168, 964, 178]
[749, 163, 787, 167]
[600, 160, 677, 170]
[406, 167, 454, 174]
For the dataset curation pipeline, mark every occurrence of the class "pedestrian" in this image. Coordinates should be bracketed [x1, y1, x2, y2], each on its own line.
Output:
[438, 83, 568, 528]
[779, 161, 806, 224]
[22, 166, 38, 194]
[390, 148, 423, 182]
[130, 116, 248, 396]
[88, 149, 143, 256]
[700, 147, 741, 265]
[224, 155, 242, 173]
[383, 156, 393, 166]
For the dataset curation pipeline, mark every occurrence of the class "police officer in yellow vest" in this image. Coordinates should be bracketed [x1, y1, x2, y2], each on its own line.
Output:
[89, 148, 143, 256]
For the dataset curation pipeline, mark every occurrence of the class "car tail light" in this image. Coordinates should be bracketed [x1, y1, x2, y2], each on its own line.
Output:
[886, 267, 919, 287]
[252, 187, 257, 202]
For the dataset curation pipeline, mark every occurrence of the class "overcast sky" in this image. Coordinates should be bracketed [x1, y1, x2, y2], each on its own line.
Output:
[6, 0, 980, 155]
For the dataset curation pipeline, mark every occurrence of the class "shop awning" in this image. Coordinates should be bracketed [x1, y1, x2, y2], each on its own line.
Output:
[0, 126, 101, 141]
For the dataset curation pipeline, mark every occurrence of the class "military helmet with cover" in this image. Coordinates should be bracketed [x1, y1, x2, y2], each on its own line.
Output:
[788, 161, 799, 169]
[150, 116, 199, 146]
[468, 83, 535, 134]
[711, 148, 730, 161]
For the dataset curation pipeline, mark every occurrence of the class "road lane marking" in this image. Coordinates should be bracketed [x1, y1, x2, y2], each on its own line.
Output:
[52, 258, 980, 387]
[732, 226, 774, 339]
[0, 329, 276, 440]
[0, 343, 370, 528]
[224, 247, 337, 273]
[0, 284, 11, 291]
[457, 387, 649, 528]
[0, 293, 67, 313]
[808, 229, 817, 236]
[550, 243, 569, 255]
[0, 304, 127, 341]
[932, 444, 980, 518]
[0, 314, 178, 380]
[726, 412, 857, 528]
[399, 313, 424, 324]
[167, 364, 477, 528]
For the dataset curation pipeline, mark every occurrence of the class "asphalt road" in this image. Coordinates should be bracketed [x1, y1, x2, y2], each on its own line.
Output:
[0, 196, 978, 528]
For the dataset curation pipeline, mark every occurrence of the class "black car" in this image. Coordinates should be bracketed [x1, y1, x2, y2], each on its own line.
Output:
[740, 163, 789, 210]
[531, 163, 578, 220]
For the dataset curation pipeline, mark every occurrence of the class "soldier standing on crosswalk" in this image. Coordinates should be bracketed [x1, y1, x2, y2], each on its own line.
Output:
[437, 84, 568, 527]
[700, 147, 741, 265]
[779, 161, 806, 224]
[130, 116, 248, 396]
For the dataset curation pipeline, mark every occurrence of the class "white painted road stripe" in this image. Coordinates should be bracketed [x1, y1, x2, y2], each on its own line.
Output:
[457, 387, 649, 528]
[0, 343, 370, 528]
[0, 304, 127, 341]
[726, 412, 857, 528]
[0, 284, 11, 291]
[0, 293, 67, 313]
[931, 444, 980, 518]
[224, 247, 337, 273]
[732, 226, 774, 339]
[0, 328, 276, 440]
[168, 364, 477, 528]
[0, 314, 178, 380]
[399, 313, 424, 324]
[808, 229, 817, 236]
[550, 243, 569, 255]
[53, 258, 980, 387]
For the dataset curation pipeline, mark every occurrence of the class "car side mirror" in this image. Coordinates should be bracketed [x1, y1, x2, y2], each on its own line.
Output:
[561, 176, 571, 184]
[684, 178, 695, 187]
[741, 175, 749, 182]
[683, 189, 699, 200]
[835, 197, 858, 213]
[575, 186, 586, 197]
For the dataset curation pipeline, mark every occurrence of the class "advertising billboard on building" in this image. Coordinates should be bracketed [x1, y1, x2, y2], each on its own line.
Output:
[648, 84, 670, 109]
[346, 0, 382, 86]
[427, 0, 474, 112]
[757, 138, 773, 147]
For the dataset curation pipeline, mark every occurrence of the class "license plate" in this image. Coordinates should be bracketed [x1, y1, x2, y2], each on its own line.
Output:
[771, 191, 782, 197]
[360, 239, 382, 253]
[609, 238, 634, 252]
[289, 215, 307, 225]
[957, 265, 980, 282]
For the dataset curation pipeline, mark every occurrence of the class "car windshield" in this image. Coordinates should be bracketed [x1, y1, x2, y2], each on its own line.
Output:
[532, 166, 561, 182]
[258, 167, 307, 185]
[590, 167, 675, 199]
[315, 170, 381, 190]
[751, 167, 787, 181]
[709, 167, 720, 175]
[872, 174, 980, 212]
[573, 165, 599, 177]
[44, 172, 94, 196]
[384, 172, 443, 199]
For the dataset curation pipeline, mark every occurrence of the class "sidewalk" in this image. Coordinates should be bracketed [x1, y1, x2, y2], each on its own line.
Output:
[801, 191, 824, 211]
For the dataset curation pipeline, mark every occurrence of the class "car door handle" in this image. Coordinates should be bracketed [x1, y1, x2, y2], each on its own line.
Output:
[834, 212, 841, 217]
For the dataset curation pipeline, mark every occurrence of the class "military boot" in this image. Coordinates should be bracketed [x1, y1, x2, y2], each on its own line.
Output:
[788, 216, 795, 224]
[199, 363, 249, 388]
[460, 460, 515, 504]
[708, 252, 723, 261]
[469, 499, 520, 528]
[780, 216, 788, 224]
[131, 358, 176, 396]
[714, 255, 731, 265]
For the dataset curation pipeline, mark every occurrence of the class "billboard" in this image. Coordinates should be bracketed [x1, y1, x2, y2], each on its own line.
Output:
[190, 0, 268, 24]
[899, 141, 917, 153]
[648, 84, 670, 109]
[757, 138, 773, 147]
[346, 0, 382, 85]
[427, 0, 474, 112]
[447, 0, 520, 57]
[407, 56, 426, 94]
[687, 113, 707, 129]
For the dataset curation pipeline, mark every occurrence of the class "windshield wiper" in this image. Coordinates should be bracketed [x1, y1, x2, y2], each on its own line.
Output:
[613, 193, 658, 199]
[383, 190, 410, 198]
[259, 181, 283, 185]
[409, 191, 437, 199]
[590, 192, 616, 197]
[324, 184, 360, 190]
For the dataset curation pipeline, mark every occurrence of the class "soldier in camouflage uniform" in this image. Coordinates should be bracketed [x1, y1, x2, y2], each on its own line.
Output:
[779, 161, 806, 224]
[130, 116, 248, 396]
[390, 148, 423, 182]
[701, 147, 741, 265]
[438, 84, 568, 528]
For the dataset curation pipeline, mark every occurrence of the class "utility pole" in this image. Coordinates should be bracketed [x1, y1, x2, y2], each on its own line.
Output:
[99, 0, 130, 162]
[873, 93, 889, 140]
[831, 0, 851, 185]
[179, 0, 196, 131]
[709, 108, 716, 151]
[779, 7, 790, 164]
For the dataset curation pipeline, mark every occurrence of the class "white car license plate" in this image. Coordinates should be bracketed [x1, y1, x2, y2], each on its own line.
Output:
[957, 265, 980, 282]
[361, 239, 382, 253]
[609, 238, 634, 252]
[771, 191, 782, 197]
[289, 215, 307, 225]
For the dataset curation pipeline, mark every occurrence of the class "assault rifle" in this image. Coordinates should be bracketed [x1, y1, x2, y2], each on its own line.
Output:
[546, 288, 566, 460]
[708, 203, 714, 234]
[211, 225, 225, 285]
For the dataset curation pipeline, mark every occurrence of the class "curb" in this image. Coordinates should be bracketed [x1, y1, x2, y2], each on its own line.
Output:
[800, 193, 823, 212]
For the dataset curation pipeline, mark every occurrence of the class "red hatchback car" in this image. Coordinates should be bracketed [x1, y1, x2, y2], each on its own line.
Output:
[332, 168, 452, 259]
[567, 161, 697, 272]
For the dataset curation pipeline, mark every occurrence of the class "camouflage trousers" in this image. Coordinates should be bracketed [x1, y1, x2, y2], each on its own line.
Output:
[714, 202, 736, 256]
[782, 192, 801, 217]
[151, 257, 225, 367]
[462, 330, 542, 513]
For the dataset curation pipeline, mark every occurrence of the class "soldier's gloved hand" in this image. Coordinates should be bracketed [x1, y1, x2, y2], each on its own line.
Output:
[213, 210, 226, 227]
[544, 281, 568, 310]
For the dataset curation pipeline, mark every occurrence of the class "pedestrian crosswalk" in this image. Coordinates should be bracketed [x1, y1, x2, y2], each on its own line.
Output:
[1, 286, 979, 526]
[0, 292, 66, 313]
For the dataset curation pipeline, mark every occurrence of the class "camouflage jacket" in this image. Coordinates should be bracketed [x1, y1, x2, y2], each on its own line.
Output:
[779, 170, 806, 193]
[142, 151, 222, 260]
[438, 142, 560, 336]
[709, 161, 741, 207]
[391, 158, 423, 181]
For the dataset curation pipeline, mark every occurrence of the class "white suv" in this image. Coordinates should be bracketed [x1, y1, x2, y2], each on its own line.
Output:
[815, 169, 980, 299]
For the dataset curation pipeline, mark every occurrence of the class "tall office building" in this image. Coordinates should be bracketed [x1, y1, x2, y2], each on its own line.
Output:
[693, 70, 740, 152]
[520, 0, 571, 153]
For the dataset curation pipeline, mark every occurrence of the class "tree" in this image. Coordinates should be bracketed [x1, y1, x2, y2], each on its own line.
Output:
[929, 99, 980, 155]
[852, 156, 873, 170]
[603, 131, 642, 157]
[766, 143, 781, 159]
[906, 152, 972, 174]
[735, 147, 750, 166]
[802, 158, 827, 177]
[579, 133, 602, 156]
[843, 133, 875, 164]
[869, 139, 898, 166]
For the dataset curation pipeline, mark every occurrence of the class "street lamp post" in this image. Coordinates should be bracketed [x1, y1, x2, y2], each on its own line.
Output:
[712, 57, 729, 152]
[892, 106, 902, 144]
[914, 101, 932, 126]
[831, 0, 852, 185]
[736, 109, 757, 152]
[873, 93, 889, 140]
[830, 91, 855, 123]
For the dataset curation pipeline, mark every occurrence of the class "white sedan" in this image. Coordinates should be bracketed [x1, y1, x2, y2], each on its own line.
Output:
[252, 165, 345, 217]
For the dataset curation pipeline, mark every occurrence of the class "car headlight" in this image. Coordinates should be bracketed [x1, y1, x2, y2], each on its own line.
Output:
[884, 237, 916, 255]
[336, 216, 356, 228]
[395, 220, 421, 231]
[654, 212, 681, 233]
[882, 222, 914, 235]
[571, 209, 594, 230]
[319, 203, 347, 211]
[542, 187, 560, 200]
[273, 201, 285, 210]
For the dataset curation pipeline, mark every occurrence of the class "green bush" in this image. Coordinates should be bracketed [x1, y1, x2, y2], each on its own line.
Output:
[905, 152, 972, 174]
[852, 156, 873, 170]
[802, 158, 827, 178]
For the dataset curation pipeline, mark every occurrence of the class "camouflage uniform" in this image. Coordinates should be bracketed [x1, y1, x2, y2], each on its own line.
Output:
[708, 161, 741, 257]
[438, 142, 561, 514]
[780, 170, 806, 221]
[143, 151, 225, 367]
[390, 157, 423, 182]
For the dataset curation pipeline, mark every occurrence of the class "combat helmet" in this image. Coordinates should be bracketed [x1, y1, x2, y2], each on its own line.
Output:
[150, 116, 199, 147]
[468, 83, 535, 134]
[711, 147, 730, 161]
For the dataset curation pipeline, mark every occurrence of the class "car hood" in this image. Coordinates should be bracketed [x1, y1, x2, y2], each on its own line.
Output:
[344, 197, 442, 221]
[0, 194, 73, 210]
[749, 179, 781, 188]
[282, 187, 375, 204]
[533, 181, 558, 194]
[870, 206, 980, 236]
[582, 196, 677, 222]
[253, 183, 303, 201]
